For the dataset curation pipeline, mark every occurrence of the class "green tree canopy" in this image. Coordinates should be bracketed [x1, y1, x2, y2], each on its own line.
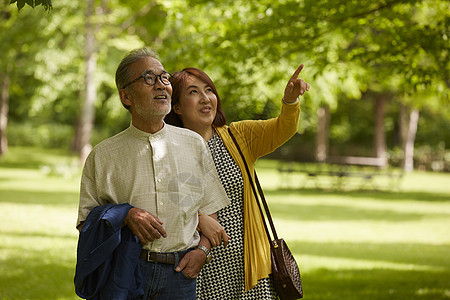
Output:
[2, 0, 448, 168]
[10, 0, 52, 11]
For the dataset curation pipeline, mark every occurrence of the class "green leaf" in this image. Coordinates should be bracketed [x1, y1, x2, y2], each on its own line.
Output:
[35, 0, 53, 10]
[16, 0, 25, 10]
[10, 0, 53, 11]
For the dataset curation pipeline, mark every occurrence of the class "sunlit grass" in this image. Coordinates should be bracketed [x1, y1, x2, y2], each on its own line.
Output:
[0, 148, 81, 300]
[256, 160, 450, 299]
[0, 148, 449, 299]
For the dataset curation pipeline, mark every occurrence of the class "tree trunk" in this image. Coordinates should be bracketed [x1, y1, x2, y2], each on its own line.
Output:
[74, 0, 97, 165]
[399, 103, 408, 148]
[403, 109, 419, 172]
[374, 96, 387, 167]
[316, 105, 330, 162]
[0, 74, 10, 156]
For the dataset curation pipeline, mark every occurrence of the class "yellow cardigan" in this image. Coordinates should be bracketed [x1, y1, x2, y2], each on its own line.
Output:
[214, 99, 300, 291]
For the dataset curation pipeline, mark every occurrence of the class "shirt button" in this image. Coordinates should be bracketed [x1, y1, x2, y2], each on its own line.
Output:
[157, 178, 162, 183]
[160, 202, 164, 206]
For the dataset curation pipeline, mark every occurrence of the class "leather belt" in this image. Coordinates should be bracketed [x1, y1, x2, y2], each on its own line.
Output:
[140, 250, 186, 265]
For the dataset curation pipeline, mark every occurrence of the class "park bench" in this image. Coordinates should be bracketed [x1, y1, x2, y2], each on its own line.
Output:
[278, 156, 404, 191]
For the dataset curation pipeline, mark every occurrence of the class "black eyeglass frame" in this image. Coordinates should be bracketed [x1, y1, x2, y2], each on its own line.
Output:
[121, 71, 173, 89]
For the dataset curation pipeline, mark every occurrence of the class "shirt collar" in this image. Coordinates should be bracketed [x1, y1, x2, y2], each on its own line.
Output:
[128, 122, 167, 141]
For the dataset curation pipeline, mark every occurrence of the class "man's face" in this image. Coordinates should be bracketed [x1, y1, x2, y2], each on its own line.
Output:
[123, 57, 173, 123]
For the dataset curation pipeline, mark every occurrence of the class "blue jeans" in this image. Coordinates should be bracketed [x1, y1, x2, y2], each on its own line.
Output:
[137, 249, 196, 300]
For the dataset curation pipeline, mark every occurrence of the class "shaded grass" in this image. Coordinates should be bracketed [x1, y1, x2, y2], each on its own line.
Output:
[0, 146, 78, 169]
[0, 189, 79, 206]
[0, 147, 449, 299]
[303, 268, 449, 299]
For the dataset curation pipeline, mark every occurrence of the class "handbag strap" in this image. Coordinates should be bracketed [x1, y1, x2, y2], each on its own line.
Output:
[227, 128, 279, 242]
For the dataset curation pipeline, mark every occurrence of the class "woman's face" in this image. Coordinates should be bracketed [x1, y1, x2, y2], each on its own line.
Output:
[174, 75, 217, 131]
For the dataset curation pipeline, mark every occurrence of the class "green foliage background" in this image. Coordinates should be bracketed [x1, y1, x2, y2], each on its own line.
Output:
[1, 0, 449, 165]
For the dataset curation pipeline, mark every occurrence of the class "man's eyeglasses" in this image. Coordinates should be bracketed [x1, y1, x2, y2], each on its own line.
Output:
[122, 71, 172, 89]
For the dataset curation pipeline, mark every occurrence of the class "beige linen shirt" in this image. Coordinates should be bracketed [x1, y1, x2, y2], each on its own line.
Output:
[77, 123, 230, 252]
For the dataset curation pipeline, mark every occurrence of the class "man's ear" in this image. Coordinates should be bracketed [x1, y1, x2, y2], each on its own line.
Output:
[119, 89, 132, 108]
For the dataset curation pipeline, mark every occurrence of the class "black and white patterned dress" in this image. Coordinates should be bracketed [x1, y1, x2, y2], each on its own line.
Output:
[196, 131, 278, 300]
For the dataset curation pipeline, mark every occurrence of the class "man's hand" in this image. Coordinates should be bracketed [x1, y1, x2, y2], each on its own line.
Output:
[174, 249, 206, 278]
[124, 207, 167, 245]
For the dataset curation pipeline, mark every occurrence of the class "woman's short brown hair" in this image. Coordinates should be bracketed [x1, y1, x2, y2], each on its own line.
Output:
[165, 68, 226, 127]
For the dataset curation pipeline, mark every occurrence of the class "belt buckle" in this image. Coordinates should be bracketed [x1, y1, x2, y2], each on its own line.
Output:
[147, 251, 152, 262]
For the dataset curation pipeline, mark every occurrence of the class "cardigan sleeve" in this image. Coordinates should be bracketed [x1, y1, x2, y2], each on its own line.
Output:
[230, 99, 300, 163]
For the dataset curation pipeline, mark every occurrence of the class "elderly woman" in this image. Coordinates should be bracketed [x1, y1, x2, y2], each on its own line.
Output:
[165, 65, 309, 299]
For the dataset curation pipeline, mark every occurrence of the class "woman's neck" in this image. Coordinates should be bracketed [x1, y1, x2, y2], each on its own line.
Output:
[188, 125, 214, 141]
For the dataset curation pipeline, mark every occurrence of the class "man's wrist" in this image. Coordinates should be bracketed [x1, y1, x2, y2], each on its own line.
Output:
[197, 245, 212, 264]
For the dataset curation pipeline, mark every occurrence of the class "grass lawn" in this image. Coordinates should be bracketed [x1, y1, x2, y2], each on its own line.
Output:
[1, 147, 449, 299]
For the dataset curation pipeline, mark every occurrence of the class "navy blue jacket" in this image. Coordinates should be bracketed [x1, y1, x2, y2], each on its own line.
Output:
[74, 203, 144, 299]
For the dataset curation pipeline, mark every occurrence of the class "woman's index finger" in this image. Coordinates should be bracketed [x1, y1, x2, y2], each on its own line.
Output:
[290, 64, 304, 80]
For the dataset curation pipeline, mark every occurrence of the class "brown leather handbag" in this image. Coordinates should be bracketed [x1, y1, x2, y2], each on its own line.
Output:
[228, 128, 303, 299]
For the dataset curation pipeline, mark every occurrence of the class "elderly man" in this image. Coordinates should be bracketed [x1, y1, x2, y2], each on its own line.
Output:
[75, 47, 229, 300]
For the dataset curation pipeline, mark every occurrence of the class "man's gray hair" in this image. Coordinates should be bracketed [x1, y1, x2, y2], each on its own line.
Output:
[115, 47, 159, 110]
[115, 47, 159, 91]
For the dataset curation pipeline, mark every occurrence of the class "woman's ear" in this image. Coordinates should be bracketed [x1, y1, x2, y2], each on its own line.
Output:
[119, 89, 132, 108]
[173, 103, 182, 115]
